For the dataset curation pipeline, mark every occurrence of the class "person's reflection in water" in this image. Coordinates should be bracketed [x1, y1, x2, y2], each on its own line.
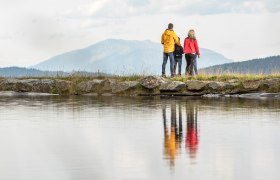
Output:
[163, 101, 183, 167]
[185, 104, 199, 159]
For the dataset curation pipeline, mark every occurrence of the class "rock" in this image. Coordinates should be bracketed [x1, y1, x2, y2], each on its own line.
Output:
[224, 93, 279, 99]
[2, 79, 18, 84]
[30, 79, 54, 93]
[223, 82, 240, 90]
[260, 93, 280, 98]
[186, 80, 209, 91]
[228, 79, 238, 83]
[0, 77, 279, 96]
[0, 79, 3, 90]
[111, 81, 140, 94]
[160, 81, 186, 92]
[224, 94, 239, 98]
[261, 78, 280, 92]
[54, 80, 73, 94]
[14, 79, 35, 92]
[208, 82, 227, 90]
[263, 78, 280, 87]
[155, 92, 203, 96]
[17, 79, 49, 92]
[0, 91, 58, 96]
[0, 79, 19, 91]
[242, 80, 261, 90]
[0, 91, 19, 96]
[77, 80, 103, 93]
[83, 93, 99, 96]
[140, 76, 166, 89]
[209, 82, 242, 94]
[202, 94, 223, 98]
[0, 79, 54, 93]
[100, 79, 117, 92]
[101, 93, 114, 96]
[238, 93, 262, 98]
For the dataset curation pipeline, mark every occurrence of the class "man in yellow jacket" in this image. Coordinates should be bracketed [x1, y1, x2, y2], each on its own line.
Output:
[161, 23, 180, 77]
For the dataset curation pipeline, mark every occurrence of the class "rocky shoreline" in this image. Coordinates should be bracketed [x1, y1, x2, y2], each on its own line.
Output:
[0, 76, 280, 98]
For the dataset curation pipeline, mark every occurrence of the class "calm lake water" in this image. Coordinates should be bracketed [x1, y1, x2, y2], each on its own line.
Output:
[0, 95, 279, 180]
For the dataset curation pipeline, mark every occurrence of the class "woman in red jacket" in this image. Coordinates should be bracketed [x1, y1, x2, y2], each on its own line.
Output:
[184, 29, 200, 76]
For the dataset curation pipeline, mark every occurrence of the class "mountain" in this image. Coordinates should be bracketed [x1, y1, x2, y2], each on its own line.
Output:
[0, 67, 108, 78]
[201, 56, 280, 74]
[31, 39, 232, 75]
[0, 67, 60, 77]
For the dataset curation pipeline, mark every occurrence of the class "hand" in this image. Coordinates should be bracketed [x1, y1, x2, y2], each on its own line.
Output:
[198, 55, 200, 58]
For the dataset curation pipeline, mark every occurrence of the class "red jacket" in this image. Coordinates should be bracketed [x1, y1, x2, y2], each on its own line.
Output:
[184, 38, 200, 55]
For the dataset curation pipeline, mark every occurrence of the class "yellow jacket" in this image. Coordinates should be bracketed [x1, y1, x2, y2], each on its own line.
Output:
[161, 29, 180, 53]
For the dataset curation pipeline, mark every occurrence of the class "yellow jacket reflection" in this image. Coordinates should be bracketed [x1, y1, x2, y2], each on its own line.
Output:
[164, 127, 178, 166]
[163, 102, 182, 167]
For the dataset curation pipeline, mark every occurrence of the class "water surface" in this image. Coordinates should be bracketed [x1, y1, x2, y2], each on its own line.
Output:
[0, 96, 279, 180]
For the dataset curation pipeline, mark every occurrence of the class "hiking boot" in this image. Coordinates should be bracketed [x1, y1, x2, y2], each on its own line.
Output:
[162, 74, 166, 78]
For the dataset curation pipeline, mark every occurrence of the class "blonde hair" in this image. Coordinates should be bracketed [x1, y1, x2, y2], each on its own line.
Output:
[188, 29, 196, 39]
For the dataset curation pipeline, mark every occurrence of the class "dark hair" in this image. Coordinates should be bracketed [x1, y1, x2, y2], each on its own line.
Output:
[168, 23, 173, 30]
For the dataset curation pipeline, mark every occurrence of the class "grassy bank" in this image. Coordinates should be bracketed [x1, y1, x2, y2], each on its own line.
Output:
[171, 73, 280, 82]
[4, 73, 279, 82]
[1, 73, 280, 95]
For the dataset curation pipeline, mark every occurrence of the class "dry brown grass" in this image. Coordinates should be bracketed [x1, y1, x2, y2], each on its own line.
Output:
[4, 73, 280, 83]
[171, 73, 280, 82]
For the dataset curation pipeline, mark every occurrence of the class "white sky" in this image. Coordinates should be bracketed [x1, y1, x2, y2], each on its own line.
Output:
[0, 0, 280, 67]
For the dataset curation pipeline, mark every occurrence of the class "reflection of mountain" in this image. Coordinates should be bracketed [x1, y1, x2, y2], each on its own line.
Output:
[162, 100, 199, 167]
[31, 39, 232, 75]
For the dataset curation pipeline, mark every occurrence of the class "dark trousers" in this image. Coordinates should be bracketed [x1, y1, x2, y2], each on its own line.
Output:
[174, 56, 182, 75]
[193, 54, 198, 75]
[185, 53, 196, 76]
[162, 52, 175, 76]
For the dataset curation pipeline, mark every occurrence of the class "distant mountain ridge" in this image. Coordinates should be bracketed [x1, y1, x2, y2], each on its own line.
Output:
[1, 55, 279, 77]
[201, 56, 280, 74]
[0, 67, 61, 77]
[31, 39, 233, 75]
[0, 67, 108, 78]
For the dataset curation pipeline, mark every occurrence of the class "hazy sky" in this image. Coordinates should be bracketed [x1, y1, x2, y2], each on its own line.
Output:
[0, 0, 280, 67]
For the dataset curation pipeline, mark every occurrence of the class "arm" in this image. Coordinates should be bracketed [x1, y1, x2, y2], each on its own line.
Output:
[183, 38, 187, 53]
[179, 46, 184, 55]
[161, 34, 164, 45]
[173, 33, 180, 46]
[195, 39, 200, 57]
